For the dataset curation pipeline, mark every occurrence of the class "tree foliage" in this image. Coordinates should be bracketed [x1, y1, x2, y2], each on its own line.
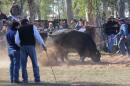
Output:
[0, 0, 129, 22]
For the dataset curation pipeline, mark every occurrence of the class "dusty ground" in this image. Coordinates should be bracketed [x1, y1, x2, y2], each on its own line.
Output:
[0, 38, 130, 86]
[0, 51, 130, 86]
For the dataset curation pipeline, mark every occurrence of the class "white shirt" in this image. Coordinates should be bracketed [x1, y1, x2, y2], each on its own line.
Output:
[78, 27, 86, 32]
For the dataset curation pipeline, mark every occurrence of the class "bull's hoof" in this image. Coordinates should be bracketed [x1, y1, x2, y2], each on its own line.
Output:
[80, 59, 85, 63]
[93, 61, 101, 64]
[80, 57, 85, 63]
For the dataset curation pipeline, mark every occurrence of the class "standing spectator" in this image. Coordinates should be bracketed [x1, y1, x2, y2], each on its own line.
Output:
[62, 20, 68, 29]
[75, 19, 84, 30]
[10, 1, 21, 21]
[78, 20, 86, 32]
[103, 17, 120, 53]
[59, 20, 64, 29]
[15, 19, 46, 83]
[126, 18, 130, 56]
[48, 22, 55, 34]
[70, 19, 77, 29]
[117, 18, 130, 56]
[6, 21, 20, 83]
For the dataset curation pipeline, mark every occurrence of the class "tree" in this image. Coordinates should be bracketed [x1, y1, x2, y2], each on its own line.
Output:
[127, 0, 130, 16]
[40, 0, 53, 20]
[27, 0, 37, 22]
[117, 0, 125, 18]
[65, 0, 73, 24]
[102, 0, 108, 22]
[87, 0, 95, 24]
[72, 0, 86, 19]
[34, 0, 41, 20]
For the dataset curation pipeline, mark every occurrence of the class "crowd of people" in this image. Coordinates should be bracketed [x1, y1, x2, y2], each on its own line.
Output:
[43, 16, 130, 57]
[46, 18, 90, 34]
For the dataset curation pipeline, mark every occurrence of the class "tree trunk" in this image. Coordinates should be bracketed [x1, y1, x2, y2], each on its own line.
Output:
[102, 0, 108, 23]
[27, 0, 36, 22]
[35, 0, 41, 20]
[127, 0, 130, 16]
[20, 0, 24, 18]
[117, 0, 125, 18]
[87, 0, 95, 25]
[65, 0, 73, 25]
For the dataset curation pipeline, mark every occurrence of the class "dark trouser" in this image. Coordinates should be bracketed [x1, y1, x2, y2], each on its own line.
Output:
[20, 45, 40, 82]
[118, 37, 130, 56]
[8, 48, 20, 82]
[107, 34, 115, 53]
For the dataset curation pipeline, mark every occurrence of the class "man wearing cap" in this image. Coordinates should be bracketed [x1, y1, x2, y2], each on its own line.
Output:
[104, 17, 120, 53]
[15, 19, 46, 83]
[124, 18, 130, 56]
[117, 18, 130, 56]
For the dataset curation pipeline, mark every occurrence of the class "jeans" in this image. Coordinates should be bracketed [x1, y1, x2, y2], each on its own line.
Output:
[107, 34, 116, 53]
[20, 45, 40, 82]
[118, 37, 130, 56]
[8, 47, 20, 82]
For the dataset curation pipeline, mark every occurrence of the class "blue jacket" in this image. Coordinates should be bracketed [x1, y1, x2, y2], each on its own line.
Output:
[118, 23, 128, 36]
[6, 27, 20, 50]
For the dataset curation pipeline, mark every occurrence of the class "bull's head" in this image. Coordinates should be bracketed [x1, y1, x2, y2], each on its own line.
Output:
[91, 50, 101, 62]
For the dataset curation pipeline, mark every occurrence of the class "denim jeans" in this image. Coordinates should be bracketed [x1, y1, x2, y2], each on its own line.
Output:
[20, 45, 40, 82]
[8, 47, 20, 82]
[107, 34, 116, 53]
[118, 37, 130, 56]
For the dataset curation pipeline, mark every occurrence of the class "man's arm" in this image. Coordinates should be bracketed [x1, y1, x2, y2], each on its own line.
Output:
[33, 25, 46, 50]
[15, 31, 20, 47]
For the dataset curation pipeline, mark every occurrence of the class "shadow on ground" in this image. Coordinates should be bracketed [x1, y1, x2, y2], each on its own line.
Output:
[57, 59, 130, 66]
[0, 81, 129, 86]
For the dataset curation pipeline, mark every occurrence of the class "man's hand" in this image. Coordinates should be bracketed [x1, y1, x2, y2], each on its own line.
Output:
[42, 44, 47, 51]
[43, 46, 47, 51]
[124, 36, 128, 40]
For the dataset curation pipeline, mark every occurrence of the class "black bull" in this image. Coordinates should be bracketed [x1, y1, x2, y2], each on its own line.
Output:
[40, 30, 101, 62]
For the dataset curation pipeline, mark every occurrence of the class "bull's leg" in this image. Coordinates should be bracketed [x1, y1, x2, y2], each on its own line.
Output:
[59, 49, 69, 62]
[64, 50, 69, 61]
[60, 55, 65, 62]
[78, 50, 86, 63]
[80, 56, 85, 63]
[60, 53, 68, 62]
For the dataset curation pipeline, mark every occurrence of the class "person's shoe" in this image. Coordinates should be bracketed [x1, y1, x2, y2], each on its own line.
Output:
[14, 80, 21, 83]
[22, 80, 28, 83]
[35, 79, 41, 83]
[11, 80, 14, 83]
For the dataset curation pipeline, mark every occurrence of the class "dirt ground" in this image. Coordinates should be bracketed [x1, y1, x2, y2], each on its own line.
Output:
[0, 38, 130, 86]
[0, 52, 130, 86]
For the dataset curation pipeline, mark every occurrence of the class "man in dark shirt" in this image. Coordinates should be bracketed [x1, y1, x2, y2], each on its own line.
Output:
[15, 19, 46, 83]
[103, 17, 120, 53]
[6, 21, 20, 83]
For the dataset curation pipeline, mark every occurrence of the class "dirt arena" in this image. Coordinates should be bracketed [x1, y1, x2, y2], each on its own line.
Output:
[0, 37, 130, 86]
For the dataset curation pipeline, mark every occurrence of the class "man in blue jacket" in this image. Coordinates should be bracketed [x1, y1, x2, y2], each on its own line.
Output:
[6, 21, 20, 83]
[15, 19, 46, 83]
[118, 18, 130, 56]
